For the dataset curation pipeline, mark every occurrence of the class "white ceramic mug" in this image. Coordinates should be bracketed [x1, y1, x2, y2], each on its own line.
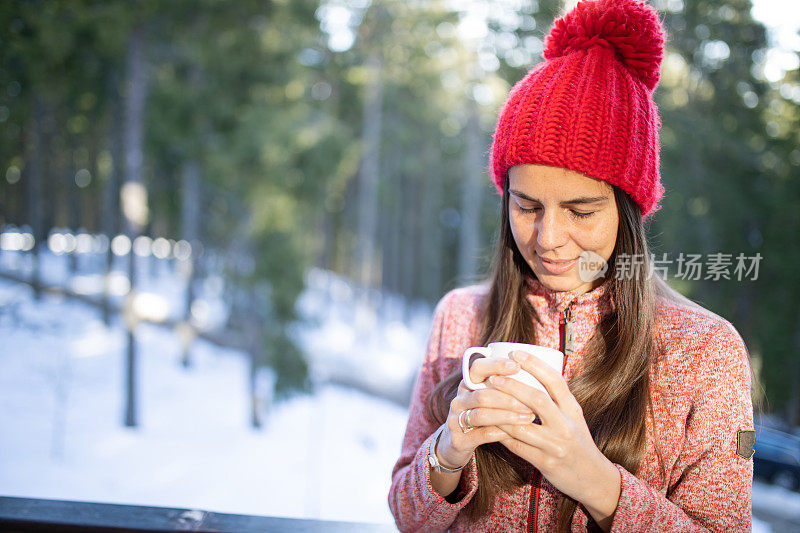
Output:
[461, 342, 564, 396]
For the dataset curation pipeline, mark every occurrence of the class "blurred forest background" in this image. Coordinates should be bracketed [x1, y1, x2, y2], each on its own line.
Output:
[0, 0, 798, 422]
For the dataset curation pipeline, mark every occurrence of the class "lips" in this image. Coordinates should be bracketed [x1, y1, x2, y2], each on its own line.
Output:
[538, 255, 579, 275]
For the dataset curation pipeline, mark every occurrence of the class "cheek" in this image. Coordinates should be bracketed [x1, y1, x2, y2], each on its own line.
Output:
[509, 213, 534, 250]
[577, 219, 618, 258]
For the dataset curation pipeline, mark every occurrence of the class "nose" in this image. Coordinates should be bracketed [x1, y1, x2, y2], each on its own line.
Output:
[535, 209, 568, 251]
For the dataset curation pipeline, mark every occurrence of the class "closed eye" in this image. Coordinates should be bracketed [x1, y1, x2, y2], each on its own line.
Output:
[511, 196, 540, 214]
[517, 205, 594, 219]
[511, 194, 597, 219]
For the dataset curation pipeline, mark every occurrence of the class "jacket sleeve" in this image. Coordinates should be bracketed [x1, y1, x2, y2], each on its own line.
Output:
[388, 291, 480, 533]
[609, 321, 754, 532]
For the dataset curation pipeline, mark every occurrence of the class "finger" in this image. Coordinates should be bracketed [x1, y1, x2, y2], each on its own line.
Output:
[488, 375, 565, 429]
[498, 423, 555, 453]
[499, 424, 568, 461]
[468, 357, 520, 387]
[460, 425, 513, 447]
[445, 421, 511, 460]
[500, 436, 547, 466]
[464, 387, 533, 414]
[466, 407, 536, 428]
[511, 351, 581, 415]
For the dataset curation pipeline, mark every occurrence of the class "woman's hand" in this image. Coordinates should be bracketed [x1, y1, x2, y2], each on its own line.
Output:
[430, 356, 539, 499]
[490, 351, 621, 529]
[435, 357, 537, 470]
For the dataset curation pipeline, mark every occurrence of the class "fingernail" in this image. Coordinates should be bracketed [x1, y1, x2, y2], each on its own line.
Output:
[491, 376, 506, 386]
[513, 351, 530, 362]
[504, 361, 518, 370]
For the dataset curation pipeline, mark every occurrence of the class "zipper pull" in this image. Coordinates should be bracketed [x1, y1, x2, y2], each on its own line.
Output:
[563, 304, 575, 358]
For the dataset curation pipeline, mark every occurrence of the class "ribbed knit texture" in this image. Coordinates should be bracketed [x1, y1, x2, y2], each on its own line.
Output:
[490, 0, 666, 217]
[388, 282, 754, 531]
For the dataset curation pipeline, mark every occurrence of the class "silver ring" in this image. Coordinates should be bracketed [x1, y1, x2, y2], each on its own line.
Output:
[458, 409, 474, 433]
[465, 408, 475, 429]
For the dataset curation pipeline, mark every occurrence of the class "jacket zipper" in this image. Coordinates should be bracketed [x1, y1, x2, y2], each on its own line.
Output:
[528, 470, 541, 533]
[561, 303, 575, 370]
[529, 303, 574, 533]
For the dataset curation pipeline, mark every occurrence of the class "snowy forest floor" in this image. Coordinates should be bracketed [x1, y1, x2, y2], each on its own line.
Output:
[0, 256, 798, 529]
[0, 277, 408, 525]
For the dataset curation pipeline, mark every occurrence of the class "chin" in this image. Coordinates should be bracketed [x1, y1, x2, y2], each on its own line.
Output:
[533, 271, 581, 292]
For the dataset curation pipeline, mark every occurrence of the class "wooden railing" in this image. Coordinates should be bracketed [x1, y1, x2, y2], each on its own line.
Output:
[0, 496, 395, 532]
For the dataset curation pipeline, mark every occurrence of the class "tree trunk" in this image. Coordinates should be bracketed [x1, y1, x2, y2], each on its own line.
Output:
[318, 208, 334, 271]
[102, 69, 124, 325]
[67, 140, 80, 274]
[355, 52, 382, 294]
[243, 303, 262, 429]
[419, 146, 442, 301]
[122, 23, 149, 428]
[379, 186, 394, 293]
[458, 97, 483, 284]
[385, 171, 401, 296]
[400, 173, 417, 304]
[24, 94, 45, 300]
[787, 307, 800, 426]
[180, 158, 201, 367]
[180, 158, 201, 282]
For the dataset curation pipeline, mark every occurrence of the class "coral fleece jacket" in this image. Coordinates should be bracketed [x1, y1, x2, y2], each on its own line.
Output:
[388, 279, 754, 532]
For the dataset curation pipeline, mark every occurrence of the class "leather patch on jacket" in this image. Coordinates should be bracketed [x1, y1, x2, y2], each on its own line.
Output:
[736, 429, 756, 459]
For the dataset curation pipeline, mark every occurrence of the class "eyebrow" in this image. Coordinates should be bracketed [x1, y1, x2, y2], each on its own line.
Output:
[509, 190, 610, 205]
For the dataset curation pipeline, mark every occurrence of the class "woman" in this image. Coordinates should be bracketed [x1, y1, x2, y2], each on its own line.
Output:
[388, 0, 755, 531]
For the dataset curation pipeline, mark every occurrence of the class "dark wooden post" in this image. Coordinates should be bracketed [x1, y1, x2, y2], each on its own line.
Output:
[121, 23, 150, 428]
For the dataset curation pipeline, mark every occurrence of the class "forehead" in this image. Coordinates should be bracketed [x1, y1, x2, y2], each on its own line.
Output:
[508, 164, 613, 197]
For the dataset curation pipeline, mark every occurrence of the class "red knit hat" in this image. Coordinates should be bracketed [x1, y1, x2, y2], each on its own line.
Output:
[490, 0, 666, 217]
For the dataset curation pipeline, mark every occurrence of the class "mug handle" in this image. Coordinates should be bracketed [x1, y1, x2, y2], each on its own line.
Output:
[462, 346, 492, 390]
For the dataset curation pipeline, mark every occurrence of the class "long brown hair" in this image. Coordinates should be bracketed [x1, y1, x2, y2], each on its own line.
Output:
[428, 178, 668, 531]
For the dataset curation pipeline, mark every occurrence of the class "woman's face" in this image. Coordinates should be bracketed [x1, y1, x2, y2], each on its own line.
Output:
[508, 164, 619, 294]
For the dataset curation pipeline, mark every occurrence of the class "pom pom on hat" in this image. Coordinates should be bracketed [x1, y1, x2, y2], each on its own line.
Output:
[544, 0, 664, 91]
[489, 0, 666, 217]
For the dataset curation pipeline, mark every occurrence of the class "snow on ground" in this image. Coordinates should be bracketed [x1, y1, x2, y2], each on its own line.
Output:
[295, 268, 432, 403]
[753, 480, 800, 524]
[0, 243, 798, 530]
[0, 278, 408, 524]
[752, 517, 771, 533]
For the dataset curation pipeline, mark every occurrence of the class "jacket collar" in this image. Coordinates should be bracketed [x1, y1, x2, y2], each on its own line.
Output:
[524, 275, 615, 322]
